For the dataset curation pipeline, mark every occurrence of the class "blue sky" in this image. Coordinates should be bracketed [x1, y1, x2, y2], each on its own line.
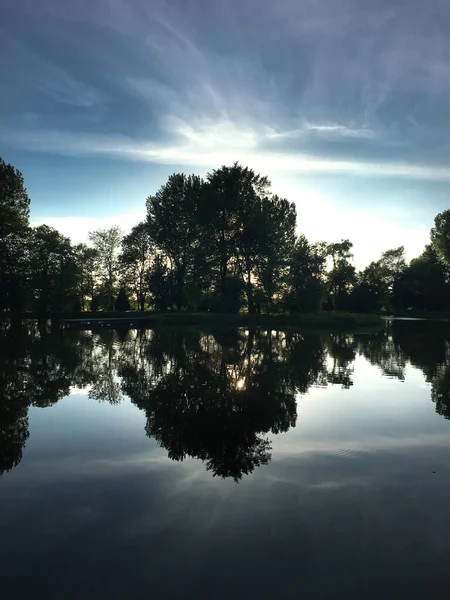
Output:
[2, 0, 450, 267]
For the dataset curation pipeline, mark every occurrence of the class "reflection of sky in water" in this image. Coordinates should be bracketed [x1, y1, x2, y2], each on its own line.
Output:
[281, 358, 444, 453]
[2, 328, 450, 598]
[17, 355, 448, 476]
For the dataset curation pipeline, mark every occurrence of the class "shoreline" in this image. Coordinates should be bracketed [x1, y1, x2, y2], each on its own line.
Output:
[0, 311, 383, 331]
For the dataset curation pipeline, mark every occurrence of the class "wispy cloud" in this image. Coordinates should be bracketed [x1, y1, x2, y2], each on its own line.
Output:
[0, 33, 104, 110]
[305, 123, 377, 139]
[4, 125, 450, 182]
[3, 0, 450, 168]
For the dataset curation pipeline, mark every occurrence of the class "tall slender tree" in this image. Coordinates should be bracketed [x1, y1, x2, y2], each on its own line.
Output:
[120, 222, 153, 311]
[255, 195, 297, 311]
[287, 235, 326, 312]
[74, 243, 98, 311]
[89, 227, 123, 311]
[326, 239, 356, 310]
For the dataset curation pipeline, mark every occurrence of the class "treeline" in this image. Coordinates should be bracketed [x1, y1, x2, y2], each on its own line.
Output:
[2, 156, 450, 314]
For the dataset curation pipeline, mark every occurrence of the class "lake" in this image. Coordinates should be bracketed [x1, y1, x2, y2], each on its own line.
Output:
[1, 320, 450, 599]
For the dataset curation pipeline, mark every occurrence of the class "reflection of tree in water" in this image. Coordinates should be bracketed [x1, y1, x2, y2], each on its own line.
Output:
[86, 328, 125, 405]
[393, 321, 450, 420]
[0, 326, 30, 474]
[390, 320, 447, 381]
[430, 361, 450, 419]
[385, 321, 450, 419]
[357, 329, 406, 381]
[8, 320, 450, 479]
[0, 324, 157, 475]
[363, 320, 450, 420]
[120, 329, 326, 481]
[0, 321, 82, 474]
[325, 334, 357, 388]
[0, 324, 374, 479]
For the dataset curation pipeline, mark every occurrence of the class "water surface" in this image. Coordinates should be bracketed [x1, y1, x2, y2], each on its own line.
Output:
[1, 321, 450, 599]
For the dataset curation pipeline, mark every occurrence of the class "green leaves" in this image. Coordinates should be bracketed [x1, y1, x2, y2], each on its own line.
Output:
[431, 210, 450, 267]
[0, 157, 30, 239]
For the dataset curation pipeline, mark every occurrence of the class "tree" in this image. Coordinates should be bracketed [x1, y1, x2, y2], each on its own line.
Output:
[200, 163, 297, 313]
[0, 157, 30, 238]
[28, 225, 79, 312]
[431, 210, 450, 269]
[210, 275, 245, 313]
[148, 255, 175, 311]
[286, 235, 326, 312]
[74, 243, 98, 311]
[88, 227, 123, 311]
[253, 195, 297, 311]
[120, 222, 153, 311]
[115, 287, 131, 312]
[147, 174, 204, 310]
[325, 240, 356, 310]
[0, 157, 31, 312]
[378, 246, 406, 309]
[351, 246, 406, 312]
[396, 245, 449, 311]
[202, 163, 271, 312]
[351, 264, 385, 312]
[379, 246, 406, 280]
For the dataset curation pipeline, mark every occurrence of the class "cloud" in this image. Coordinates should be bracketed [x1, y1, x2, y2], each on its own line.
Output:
[4, 126, 450, 182]
[305, 123, 377, 139]
[2, 0, 449, 176]
[0, 33, 104, 110]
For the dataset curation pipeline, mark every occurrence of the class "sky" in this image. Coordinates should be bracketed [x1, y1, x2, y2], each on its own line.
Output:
[1, 0, 450, 268]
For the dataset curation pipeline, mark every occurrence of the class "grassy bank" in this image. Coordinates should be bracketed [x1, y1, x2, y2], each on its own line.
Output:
[5, 310, 384, 331]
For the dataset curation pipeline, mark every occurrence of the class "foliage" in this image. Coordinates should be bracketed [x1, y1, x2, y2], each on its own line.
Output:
[254, 195, 297, 311]
[325, 239, 356, 310]
[74, 243, 98, 310]
[147, 174, 203, 310]
[120, 222, 153, 311]
[88, 226, 123, 311]
[0, 158, 31, 312]
[431, 210, 450, 269]
[148, 255, 174, 311]
[395, 245, 449, 311]
[0, 157, 30, 238]
[202, 163, 271, 312]
[28, 225, 79, 312]
[286, 235, 326, 312]
[115, 287, 131, 312]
